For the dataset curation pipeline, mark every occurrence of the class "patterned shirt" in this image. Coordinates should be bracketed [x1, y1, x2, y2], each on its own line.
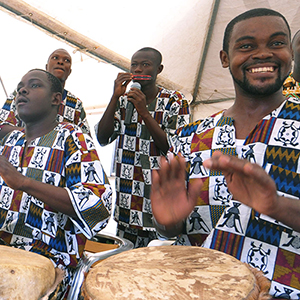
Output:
[283, 73, 300, 98]
[0, 89, 90, 134]
[100, 87, 190, 232]
[170, 98, 300, 299]
[0, 123, 112, 296]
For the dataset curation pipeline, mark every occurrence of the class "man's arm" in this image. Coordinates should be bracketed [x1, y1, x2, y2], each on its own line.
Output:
[96, 72, 132, 145]
[203, 151, 300, 232]
[150, 155, 203, 237]
[0, 155, 76, 217]
[0, 124, 23, 140]
[127, 88, 170, 154]
[0, 93, 23, 139]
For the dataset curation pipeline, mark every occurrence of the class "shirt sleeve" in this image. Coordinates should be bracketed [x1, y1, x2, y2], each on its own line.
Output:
[163, 91, 191, 142]
[63, 126, 112, 239]
[0, 92, 22, 127]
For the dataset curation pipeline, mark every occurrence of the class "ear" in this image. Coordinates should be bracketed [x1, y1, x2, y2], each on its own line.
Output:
[52, 92, 62, 107]
[220, 50, 229, 68]
[157, 64, 164, 75]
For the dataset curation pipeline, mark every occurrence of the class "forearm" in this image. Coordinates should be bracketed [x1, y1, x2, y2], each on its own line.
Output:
[0, 124, 23, 139]
[96, 95, 119, 145]
[20, 177, 76, 217]
[141, 112, 169, 154]
[269, 195, 300, 232]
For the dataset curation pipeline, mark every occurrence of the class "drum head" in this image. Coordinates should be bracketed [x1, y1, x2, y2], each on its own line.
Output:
[82, 246, 270, 300]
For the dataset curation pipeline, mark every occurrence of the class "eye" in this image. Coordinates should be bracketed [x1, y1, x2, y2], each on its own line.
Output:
[271, 40, 285, 47]
[52, 56, 58, 60]
[131, 63, 137, 67]
[64, 58, 71, 63]
[143, 63, 150, 67]
[240, 44, 253, 50]
[31, 83, 40, 88]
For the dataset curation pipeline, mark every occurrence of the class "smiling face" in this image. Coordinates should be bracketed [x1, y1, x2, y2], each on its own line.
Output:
[46, 49, 72, 84]
[220, 15, 292, 96]
[15, 70, 61, 123]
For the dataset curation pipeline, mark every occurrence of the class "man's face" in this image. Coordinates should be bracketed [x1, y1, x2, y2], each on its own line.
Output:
[15, 70, 54, 122]
[292, 33, 300, 65]
[130, 51, 163, 85]
[221, 16, 292, 96]
[46, 49, 72, 83]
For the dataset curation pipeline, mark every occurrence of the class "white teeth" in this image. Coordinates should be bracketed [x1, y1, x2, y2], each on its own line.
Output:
[249, 66, 274, 73]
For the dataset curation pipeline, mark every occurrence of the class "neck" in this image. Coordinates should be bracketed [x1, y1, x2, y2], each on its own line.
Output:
[224, 89, 286, 139]
[60, 79, 66, 90]
[141, 83, 160, 104]
[25, 118, 58, 143]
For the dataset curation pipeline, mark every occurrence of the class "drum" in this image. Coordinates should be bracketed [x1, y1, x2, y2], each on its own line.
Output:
[67, 232, 134, 300]
[81, 246, 271, 300]
[0, 245, 61, 300]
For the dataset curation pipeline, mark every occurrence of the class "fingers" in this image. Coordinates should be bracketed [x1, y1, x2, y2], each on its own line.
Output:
[203, 151, 250, 174]
[188, 179, 203, 207]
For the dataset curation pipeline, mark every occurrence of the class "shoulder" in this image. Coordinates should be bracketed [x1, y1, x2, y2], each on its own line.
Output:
[65, 90, 83, 104]
[159, 88, 186, 100]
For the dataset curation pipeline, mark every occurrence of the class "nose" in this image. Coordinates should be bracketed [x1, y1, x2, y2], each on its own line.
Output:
[252, 47, 273, 59]
[18, 86, 28, 95]
[132, 64, 143, 73]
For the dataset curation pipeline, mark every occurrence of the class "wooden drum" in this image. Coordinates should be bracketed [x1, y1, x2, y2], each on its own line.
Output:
[0, 245, 61, 300]
[82, 246, 271, 300]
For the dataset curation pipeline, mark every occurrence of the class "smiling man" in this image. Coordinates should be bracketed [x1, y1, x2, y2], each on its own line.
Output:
[150, 8, 300, 299]
[0, 48, 90, 139]
[0, 68, 112, 299]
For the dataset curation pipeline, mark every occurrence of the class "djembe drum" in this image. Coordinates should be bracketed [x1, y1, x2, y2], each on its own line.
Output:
[0, 245, 63, 300]
[82, 246, 271, 300]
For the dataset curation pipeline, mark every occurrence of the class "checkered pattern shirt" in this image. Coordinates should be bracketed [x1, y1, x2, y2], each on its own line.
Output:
[102, 87, 190, 232]
[0, 123, 112, 290]
[170, 98, 300, 299]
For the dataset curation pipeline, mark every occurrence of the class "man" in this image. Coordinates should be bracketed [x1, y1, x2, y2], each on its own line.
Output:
[283, 29, 300, 98]
[0, 69, 112, 299]
[96, 47, 190, 247]
[0, 48, 90, 139]
[151, 8, 300, 299]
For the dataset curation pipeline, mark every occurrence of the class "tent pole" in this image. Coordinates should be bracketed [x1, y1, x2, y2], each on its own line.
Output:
[192, 0, 221, 105]
[0, 0, 182, 93]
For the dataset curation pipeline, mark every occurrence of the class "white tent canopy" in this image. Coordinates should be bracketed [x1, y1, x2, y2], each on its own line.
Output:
[1, 0, 300, 122]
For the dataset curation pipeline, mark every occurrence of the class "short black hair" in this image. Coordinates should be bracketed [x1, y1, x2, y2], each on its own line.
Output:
[135, 47, 163, 65]
[223, 8, 291, 53]
[28, 69, 63, 94]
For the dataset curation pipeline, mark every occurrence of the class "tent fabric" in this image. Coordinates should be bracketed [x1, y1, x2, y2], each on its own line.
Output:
[0, 0, 300, 121]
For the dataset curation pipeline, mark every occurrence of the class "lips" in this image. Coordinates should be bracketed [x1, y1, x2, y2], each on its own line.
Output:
[54, 67, 65, 72]
[16, 97, 28, 105]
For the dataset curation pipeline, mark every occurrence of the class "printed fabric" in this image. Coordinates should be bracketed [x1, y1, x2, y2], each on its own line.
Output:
[170, 98, 300, 299]
[0, 89, 91, 134]
[101, 87, 190, 235]
[0, 122, 112, 298]
[283, 73, 300, 99]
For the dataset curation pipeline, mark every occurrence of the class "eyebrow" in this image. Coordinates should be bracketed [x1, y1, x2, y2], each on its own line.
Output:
[235, 31, 289, 44]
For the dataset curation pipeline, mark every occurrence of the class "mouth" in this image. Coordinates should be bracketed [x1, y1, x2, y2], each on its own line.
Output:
[54, 67, 65, 72]
[16, 97, 28, 105]
[247, 66, 277, 74]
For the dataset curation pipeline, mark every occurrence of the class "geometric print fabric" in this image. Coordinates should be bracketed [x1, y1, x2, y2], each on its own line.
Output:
[171, 98, 300, 299]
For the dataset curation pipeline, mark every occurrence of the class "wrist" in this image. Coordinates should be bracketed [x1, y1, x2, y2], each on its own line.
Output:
[152, 216, 184, 238]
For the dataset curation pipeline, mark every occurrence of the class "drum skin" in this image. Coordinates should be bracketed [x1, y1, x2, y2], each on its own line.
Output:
[82, 246, 271, 300]
[0, 245, 56, 300]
